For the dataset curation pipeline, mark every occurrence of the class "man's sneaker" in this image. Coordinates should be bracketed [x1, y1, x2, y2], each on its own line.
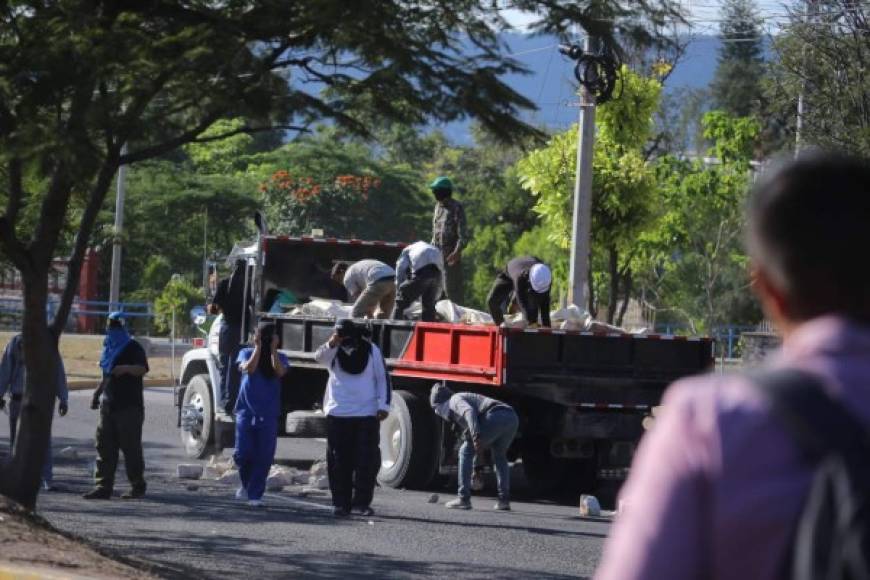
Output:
[82, 487, 112, 500]
[333, 506, 350, 517]
[247, 499, 264, 508]
[494, 500, 511, 511]
[445, 498, 472, 510]
[121, 487, 146, 500]
[235, 487, 246, 500]
[354, 506, 375, 517]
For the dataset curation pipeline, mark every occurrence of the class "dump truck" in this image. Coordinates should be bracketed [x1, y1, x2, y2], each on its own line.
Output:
[175, 234, 713, 494]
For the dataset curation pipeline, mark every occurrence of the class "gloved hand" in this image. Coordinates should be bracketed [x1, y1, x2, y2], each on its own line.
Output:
[0, 397, 5, 411]
[58, 400, 68, 417]
[90, 394, 100, 410]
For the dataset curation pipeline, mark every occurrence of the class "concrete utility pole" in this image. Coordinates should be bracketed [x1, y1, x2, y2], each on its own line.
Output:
[568, 36, 596, 308]
[108, 144, 127, 308]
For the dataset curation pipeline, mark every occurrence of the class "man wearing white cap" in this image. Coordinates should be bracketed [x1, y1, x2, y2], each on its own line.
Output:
[486, 256, 552, 327]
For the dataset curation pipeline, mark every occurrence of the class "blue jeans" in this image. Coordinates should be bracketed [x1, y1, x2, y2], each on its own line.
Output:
[9, 399, 53, 484]
[233, 414, 278, 501]
[458, 407, 519, 502]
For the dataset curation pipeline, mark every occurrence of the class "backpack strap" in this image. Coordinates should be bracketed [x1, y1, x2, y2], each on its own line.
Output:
[752, 369, 870, 462]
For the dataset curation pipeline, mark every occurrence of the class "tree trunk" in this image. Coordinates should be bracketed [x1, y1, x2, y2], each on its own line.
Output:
[606, 246, 619, 325]
[0, 270, 58, 509]
[616, 269, 633, 328]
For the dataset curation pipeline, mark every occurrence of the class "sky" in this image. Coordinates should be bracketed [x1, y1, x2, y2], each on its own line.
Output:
[502, 0, 799, 36]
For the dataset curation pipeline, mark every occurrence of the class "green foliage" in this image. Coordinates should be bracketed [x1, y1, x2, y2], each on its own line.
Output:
[250, 132, 430, 241]
[642, 111, 761, 332]
[766, 0, 870, 154]
[154, 275, 204, 337]
[184, 119, 256, 174]
[517, 67, 662, 322]
[710, 0, 765, 118]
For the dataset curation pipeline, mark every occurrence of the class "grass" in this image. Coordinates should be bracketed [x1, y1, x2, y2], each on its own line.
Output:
[0, 332, 181, 382]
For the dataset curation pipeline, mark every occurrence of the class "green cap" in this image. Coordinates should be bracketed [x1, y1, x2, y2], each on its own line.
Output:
[429, 176, 453, 191]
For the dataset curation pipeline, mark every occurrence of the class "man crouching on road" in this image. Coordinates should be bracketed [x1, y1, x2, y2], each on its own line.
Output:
[430, 383, 518, 511]
[315, 319, 391, 517]
[83, 312, 149, 500]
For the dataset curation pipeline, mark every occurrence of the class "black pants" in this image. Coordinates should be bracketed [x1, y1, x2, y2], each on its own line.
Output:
[487, 273, 516, 325]
[326, 416, 380, 511]
[219, 323, 242, 412]
[95, 406, 146, 492]
[392, 264, 443, 322]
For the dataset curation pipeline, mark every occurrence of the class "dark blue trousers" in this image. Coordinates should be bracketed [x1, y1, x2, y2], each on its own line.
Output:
[233, 414, 278, 501]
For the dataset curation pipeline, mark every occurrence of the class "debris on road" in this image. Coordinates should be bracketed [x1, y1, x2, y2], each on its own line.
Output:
[266, 465, 298, 491]
[304, 460, 329, 491]
[579, 494, 601, 517]
[58, 446, 79, 460]
[218, 469, 241, 486]
[176, 464, 203, 479]
[186, 484, 199, 492]
[203, 455, 234, 480]
[427, 494, 439, 504]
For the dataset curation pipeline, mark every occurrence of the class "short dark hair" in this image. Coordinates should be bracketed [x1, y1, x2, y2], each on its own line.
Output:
[747, 151, 870, 323]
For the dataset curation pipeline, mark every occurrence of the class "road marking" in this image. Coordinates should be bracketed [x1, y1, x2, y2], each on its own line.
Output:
[264, 493, 333, 511]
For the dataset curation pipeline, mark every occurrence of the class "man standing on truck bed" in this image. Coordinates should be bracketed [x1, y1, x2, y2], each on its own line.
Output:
[84, 312, 149, 500]
[430, 176, 467, 305]
[331, 259, 396, 319]
[430, 384, 518, 511]
[595, 153, 870, 580]
[209, 259, 249, 414]
[487, 256, 552, 328]
[391, 241, 444, 322]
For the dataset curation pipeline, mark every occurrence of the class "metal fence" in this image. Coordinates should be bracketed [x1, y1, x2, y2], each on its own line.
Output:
[0, 298, 155, 334]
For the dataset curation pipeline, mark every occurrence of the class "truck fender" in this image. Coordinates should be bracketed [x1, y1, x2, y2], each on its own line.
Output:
[178, 347, 222, 406]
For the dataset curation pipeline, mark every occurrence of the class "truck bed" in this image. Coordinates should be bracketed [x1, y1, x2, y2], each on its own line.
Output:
[269, 314, 713, 407]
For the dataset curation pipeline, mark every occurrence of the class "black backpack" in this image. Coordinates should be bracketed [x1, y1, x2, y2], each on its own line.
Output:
[754, 369, 870, 580]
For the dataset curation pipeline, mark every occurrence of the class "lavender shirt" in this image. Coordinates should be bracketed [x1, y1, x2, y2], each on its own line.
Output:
[595, 316, 870, 580]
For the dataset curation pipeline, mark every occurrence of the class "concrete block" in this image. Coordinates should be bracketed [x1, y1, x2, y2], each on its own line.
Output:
[579, 494, 601, 517]
[177, 464, 203, 479]
[218, 469, 241, 485]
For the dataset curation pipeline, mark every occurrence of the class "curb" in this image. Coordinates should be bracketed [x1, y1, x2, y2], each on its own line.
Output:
[0, 562, 95, 580]
[67, 379, 174, 391]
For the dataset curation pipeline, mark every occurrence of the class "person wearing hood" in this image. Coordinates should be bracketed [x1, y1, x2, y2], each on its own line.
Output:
[430, 176, 468, 304]
[391, 241, 444, 322]
[314, 319, 391, 517]
[487, 256, 552, 328]
[209, 259, 251, 414]
[84, 312, 149, 500]
[0, 334, 68, 491]
[233, 321, 288, 507]
[430, 383, 518, 511]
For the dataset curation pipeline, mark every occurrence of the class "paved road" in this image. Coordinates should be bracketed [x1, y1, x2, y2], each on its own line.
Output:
[3, 388, 609, 579]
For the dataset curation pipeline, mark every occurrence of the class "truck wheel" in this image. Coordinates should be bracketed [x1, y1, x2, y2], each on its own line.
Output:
[521, 436, 597, 495]
[377, 390, 437, 489]
[285, 411, 328, 438]
[180, 374, 217, 459]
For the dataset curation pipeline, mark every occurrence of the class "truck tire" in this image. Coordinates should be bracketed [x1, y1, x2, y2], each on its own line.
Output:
[521, 436, 597, 496]
[180, 374, 217, 459]
[377, 390, 437, 489]
[285, 411, 328, 438]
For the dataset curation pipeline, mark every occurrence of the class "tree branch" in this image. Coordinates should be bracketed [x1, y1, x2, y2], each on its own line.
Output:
[51, 156, 119, 336]
[190, 123, 309, 144]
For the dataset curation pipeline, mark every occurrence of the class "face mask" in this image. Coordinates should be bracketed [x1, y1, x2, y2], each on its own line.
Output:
[433, 189, 450, 202]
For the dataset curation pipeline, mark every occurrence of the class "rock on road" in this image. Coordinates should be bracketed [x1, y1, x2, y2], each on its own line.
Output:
[3, 388, 609, 579]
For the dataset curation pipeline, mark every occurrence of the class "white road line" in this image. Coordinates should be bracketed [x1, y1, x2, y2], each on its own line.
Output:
[264, 493, 333, 511]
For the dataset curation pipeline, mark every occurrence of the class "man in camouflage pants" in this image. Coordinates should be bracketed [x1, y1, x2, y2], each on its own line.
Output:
[430, 176, 468, 305]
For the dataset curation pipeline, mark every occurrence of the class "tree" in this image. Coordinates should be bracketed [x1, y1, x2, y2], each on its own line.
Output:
[767, 0, 870, 154]
[710, 0, 765, 118]
[1, 1, 683, 507]
[517, 66, 662, 324]
[642, 111, 761, 332]
[154, 275, 205, 338]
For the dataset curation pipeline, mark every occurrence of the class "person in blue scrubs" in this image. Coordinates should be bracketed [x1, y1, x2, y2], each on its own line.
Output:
[234, 322, 288, 507]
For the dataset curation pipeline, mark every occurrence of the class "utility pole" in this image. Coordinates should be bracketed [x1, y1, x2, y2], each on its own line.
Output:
[795, 0, 816, 157]
[108, 144, 127, 308]
[567, 36, 596, 308]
